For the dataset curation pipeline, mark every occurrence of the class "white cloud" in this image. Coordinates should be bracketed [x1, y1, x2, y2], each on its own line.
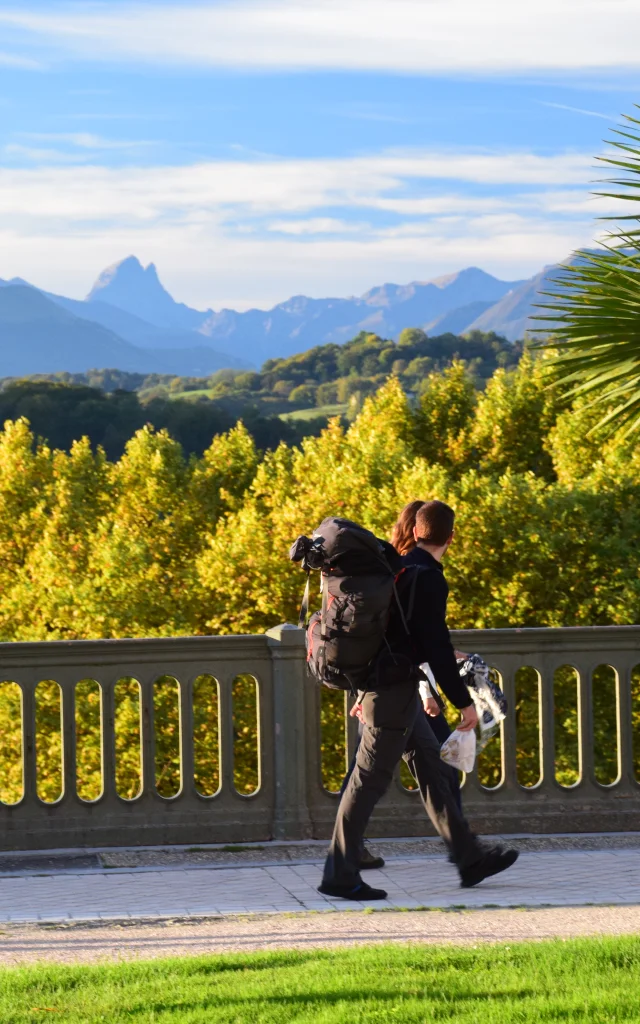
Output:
[1, 1, 639, 72]
[0, 149, 597, 221]
[267, 218, 364, 235]
[0, 147, 612, 307]
[538, 101, 617, 121]
[3, 133, 153, 164]
[20, 132, 150, 150]
[0, 49, 43, 69]
[3, 143, 88, 164]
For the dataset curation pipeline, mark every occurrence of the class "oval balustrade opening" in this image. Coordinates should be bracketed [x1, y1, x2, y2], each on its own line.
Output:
[475, 668, 504, 790]
[399, 758, 419, 791]
[232, 674, 260, 795]
[154, 676, 182, 798]
[320, 687, 348, 793]
[75, 679, 103, 802]
[554, 665, 581, 787]
[35, 680, 63, 803]
[515, 666, 542, 788]
[193, 674, 220, 797]
[0, 681, 23, 805]
[114, 678, 143, 801]
[592, 664, 620, 787]
[632, 664, 640, 783]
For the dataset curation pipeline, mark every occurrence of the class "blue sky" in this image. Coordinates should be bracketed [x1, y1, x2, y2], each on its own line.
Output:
[1, 0, 639, 310]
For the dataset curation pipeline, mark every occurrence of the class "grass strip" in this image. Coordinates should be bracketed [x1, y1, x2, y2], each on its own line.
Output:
[2, 936, 640, 1022]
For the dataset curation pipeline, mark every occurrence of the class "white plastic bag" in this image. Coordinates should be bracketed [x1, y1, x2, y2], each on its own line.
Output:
[440, 729, 477, 773]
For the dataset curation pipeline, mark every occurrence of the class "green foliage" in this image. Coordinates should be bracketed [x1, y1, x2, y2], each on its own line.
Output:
[468, 352, 560, 478]
[34, 680, 63, 802]
[75, 679, 103, 801]
[417, 360, 477, 469]
[320, 689, 348, 791]
[232, 675, 260, 794]
[193, 675, 220, 797]
[114, 679, 143, 800]
[0, 379, 306, 460]
[0, 682, 22, 804]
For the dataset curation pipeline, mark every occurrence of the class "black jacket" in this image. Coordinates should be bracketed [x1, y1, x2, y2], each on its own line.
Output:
[396, 546, 472, 709]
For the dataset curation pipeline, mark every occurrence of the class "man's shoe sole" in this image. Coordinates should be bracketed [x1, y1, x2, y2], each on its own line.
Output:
[318, 882, 387, 901]
[460, 848, 519, 888]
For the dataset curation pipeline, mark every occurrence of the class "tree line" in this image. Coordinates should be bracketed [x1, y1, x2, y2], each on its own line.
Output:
[0, 353, 638, 799]
[0, 329, 521, 461]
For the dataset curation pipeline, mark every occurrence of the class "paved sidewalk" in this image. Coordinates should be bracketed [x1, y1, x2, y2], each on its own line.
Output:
[0, 847, 638, 924]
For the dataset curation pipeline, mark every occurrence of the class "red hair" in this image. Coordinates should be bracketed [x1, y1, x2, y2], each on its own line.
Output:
[390, 499, 425, 556]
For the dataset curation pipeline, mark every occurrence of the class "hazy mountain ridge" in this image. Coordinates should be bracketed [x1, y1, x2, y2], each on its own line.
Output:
[0, 285, 248, 378]
[465, 266, 559, 340]
[195, 266, 527, 362]
[0, 254, 564, 377]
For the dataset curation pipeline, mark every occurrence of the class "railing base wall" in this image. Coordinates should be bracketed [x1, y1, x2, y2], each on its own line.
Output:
[307, 801, 640, 842]
[3, 812, 640, 853]
[0, 822, 275, 853]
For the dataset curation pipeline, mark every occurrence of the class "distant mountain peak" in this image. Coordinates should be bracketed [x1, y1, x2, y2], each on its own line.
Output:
[86, 255, 209, 332]
[87, 255, 166, 301]
[431, 266, 501, 289]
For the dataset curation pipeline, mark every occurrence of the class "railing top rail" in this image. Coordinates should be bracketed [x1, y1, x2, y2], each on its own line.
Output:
[452, 624, 640, 654]
[0, 624, 637, 672]
[0, 632, 273, 670]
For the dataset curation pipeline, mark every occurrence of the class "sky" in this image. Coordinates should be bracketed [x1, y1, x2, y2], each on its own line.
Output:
[0, 0, 639, 311]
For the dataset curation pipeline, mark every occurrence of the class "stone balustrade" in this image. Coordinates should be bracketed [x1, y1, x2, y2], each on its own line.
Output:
[0, 624, 639, 851]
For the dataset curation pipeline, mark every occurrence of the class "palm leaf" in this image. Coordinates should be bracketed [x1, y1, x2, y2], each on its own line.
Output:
[533, 108, 640, 436]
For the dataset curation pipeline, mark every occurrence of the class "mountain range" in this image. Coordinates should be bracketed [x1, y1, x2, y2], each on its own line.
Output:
[0, 254, 562, 378]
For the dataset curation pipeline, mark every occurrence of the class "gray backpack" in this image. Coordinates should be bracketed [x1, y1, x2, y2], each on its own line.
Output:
[290, 516, 422, 694]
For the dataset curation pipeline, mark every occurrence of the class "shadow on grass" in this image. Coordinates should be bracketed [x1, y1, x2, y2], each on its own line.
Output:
[114, 986, 539, 1019]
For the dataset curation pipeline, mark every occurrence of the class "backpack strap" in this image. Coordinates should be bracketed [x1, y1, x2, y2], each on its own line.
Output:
[381, 552, 413, 636]
[320, 574, 328, 638]
[404, 566, 422, 622]
[390, 574, 410, 636]
[297, 572, 311, 628]
[393, 564, 430, 634]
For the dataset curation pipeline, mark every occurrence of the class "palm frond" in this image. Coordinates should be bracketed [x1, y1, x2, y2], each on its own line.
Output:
[533, 107, 640, 435]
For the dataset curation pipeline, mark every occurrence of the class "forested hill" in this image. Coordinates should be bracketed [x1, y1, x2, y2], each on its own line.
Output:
[0, 327, 520, 458]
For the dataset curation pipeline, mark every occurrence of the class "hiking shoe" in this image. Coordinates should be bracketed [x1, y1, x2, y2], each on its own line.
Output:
[318, 881, 388, 901]
[459, 846, 519, 888]
[359, 847, 385, 870]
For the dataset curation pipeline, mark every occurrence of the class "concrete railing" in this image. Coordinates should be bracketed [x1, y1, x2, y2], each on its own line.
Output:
[0, 624, 639, 851]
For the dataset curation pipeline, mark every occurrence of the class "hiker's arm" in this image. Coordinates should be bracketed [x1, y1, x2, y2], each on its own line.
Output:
[414, 574, 473, 710]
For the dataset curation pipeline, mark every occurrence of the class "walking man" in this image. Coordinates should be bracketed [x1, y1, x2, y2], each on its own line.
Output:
[319, 499, 518, 900]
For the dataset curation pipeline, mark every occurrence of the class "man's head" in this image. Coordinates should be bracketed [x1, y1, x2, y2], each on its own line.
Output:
[413, 499, 455, 558]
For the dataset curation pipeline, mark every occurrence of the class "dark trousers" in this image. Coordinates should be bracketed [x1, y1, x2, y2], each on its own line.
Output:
[340, 708, 461, 811]
[323, 681, 482, 886]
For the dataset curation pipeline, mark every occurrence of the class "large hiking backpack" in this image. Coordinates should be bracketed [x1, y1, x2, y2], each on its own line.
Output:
[289, 516, 425, 694]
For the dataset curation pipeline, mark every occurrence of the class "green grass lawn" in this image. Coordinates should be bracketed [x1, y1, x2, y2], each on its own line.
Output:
[2, 937, 640, 1023]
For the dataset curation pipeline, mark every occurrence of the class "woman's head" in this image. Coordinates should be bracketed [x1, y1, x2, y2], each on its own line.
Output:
[390, 499, 425, 556]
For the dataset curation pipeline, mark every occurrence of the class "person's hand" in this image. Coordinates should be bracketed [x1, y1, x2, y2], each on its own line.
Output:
[350, 702, 364, 724]
[423, 696, 440, 717]
[456, 705, 478, 732]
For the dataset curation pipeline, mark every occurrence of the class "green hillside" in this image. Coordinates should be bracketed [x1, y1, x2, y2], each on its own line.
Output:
[0, 327, 520, 457]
